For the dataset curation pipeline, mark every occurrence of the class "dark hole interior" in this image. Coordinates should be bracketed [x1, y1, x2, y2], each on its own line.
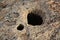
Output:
[17, 24, 24, 31]
[27, 13, 43, 26]
[5, 39, 8, 40]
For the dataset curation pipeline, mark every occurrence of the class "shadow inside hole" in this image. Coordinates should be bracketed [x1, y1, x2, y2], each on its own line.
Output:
[17, 24, 24, 31]
[0, 3, 7, 8]
[27, 13, 43, 26]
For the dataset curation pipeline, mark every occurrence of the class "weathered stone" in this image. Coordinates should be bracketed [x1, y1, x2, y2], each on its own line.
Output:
[0, 0, 60, 40]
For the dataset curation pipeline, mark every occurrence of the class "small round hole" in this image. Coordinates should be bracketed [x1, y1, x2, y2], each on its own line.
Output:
[17, 24, 24, 31]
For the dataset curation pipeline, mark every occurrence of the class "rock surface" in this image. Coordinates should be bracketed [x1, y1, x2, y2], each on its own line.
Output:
[0, 0, 60, 40]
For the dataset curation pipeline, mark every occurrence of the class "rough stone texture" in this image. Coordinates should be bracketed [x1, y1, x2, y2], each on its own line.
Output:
[0, 0, 60, 40]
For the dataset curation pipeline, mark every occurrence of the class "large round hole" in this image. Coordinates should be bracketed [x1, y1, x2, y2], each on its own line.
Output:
[27, 12, 43, 26]
[17, 24, 24, 31]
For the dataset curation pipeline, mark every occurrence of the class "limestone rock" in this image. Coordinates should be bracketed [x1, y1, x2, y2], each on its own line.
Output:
[0, 0, 60, 40]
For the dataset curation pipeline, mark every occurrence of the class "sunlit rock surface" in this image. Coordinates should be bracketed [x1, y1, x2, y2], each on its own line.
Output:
[0, 0, 60, 40]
